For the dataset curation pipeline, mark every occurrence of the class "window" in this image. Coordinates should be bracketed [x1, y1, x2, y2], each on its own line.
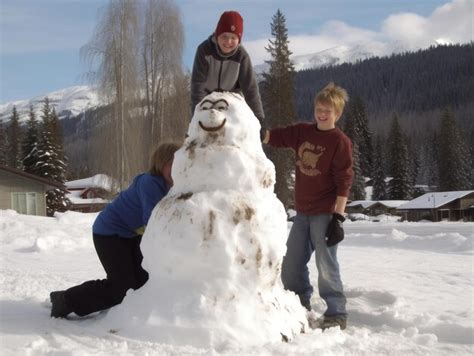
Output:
[11, 192, 38, 215]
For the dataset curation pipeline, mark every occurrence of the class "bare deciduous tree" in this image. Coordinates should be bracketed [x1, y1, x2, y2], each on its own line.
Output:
[80, 0, 188, 189]
[142, 0, 187, 143]
[81, 0, 140, 189]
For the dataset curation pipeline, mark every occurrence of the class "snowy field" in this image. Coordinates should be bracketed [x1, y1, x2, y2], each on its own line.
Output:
[0, 209, 473, 355]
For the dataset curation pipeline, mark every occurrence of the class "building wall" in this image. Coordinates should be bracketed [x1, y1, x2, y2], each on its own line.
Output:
[368, 205, 401, 216]
[346, 206, 366, 214]
[0, 171, 47, 216]
[460, 195, 474, 210]
[401, 207, 472, 222]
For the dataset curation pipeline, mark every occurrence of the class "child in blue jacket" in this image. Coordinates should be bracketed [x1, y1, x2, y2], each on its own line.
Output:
[50, 142, 180, 318]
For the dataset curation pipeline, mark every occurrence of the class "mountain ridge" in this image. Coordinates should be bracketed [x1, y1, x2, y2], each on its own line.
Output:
[0, 41, 408, 122]
[0, 85, 99, 123]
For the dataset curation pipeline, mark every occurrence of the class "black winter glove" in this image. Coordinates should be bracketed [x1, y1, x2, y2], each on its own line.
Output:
[326, 213, 345, 247]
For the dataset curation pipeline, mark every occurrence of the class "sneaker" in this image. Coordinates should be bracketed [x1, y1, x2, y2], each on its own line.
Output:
[319, 316, 347, 330]
[50, 291, 72, 318]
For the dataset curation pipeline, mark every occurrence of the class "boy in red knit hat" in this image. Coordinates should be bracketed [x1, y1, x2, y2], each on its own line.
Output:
[191, 10, 264, 127]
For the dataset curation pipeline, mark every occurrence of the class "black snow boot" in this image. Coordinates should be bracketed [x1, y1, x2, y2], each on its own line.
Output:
[50, 291, 73, 318]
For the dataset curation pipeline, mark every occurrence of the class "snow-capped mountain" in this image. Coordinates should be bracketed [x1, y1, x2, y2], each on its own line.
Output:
[0, 42, 413, 123]
[255, 41, 408, 73]
[0, 85, 100, 123]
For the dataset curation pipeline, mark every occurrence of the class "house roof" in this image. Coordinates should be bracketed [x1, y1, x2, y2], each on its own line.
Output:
[65, 174, 114, 191]
[0, 165, 65, 190]
[398, 191, 474, 210]
[374, 200, 407, 208]
[348, 200, 408, 209]
[347, 200, 375, 209]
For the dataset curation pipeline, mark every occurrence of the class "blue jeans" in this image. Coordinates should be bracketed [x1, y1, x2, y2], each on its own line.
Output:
[281, 213, 347, 317]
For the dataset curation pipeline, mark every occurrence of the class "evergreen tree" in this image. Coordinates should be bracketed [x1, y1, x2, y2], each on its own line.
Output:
[50, 107, 66, 162]
[21, 105, 40, 174]
[343, 106, 356, 140]
[47, 107, 71, 213]
[0, 120, 7, 165]
[349, 143, 366, 200]
[7, 106, 22, 168]
[406, 136, 420, 190]
[36, 98, 71, 215]
[371, 136, 387, 200]
[261, 9, 296, 209]
[344, 96, 372, 177]
[469, 129, 474, 186]
[437, 108, 471, 190]
[387, 113, 401, 177]
[36, 98, 56, 181]
[416, 130, 437, 188]
[387, 114, 413, 199]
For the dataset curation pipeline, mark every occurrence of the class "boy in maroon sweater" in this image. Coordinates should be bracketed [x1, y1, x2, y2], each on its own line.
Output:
[263, 82, 353, 330]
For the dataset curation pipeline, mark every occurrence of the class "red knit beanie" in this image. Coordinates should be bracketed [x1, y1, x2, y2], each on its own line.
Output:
[215, 11, 243, 42]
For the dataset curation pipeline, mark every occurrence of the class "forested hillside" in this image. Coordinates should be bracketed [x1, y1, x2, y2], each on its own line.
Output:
[294, 43, 473, 132]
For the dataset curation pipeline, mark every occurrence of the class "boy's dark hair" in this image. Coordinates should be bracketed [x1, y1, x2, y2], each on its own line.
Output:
[149, 142, 181, 176]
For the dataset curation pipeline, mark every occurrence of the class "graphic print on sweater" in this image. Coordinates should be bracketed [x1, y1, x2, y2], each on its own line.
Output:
[296, 142, 326, 177]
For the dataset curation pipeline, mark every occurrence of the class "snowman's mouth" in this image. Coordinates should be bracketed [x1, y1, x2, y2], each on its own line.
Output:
[199, 119, 227, 132]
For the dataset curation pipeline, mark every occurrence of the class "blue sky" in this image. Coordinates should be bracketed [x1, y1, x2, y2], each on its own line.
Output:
[1, 0, 471, 103]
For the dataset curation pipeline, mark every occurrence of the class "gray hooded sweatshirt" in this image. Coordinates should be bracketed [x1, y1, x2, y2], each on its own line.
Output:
[191, 35, 265, 122]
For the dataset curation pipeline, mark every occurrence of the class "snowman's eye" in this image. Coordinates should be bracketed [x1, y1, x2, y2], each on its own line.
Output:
[200, 103, 212, 111]
[213, 99, 229, 112]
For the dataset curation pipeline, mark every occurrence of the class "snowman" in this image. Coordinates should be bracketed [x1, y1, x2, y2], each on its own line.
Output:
[102, 92, 308, 348]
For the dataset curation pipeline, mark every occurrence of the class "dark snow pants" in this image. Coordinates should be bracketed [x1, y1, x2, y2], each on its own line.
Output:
[64, 233, 149, 317]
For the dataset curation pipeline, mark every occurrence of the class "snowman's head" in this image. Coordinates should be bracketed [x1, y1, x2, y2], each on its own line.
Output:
[187, 91, 261, 147]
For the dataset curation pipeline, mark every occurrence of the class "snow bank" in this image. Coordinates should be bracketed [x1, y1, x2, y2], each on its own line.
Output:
[0, 210, 95, 252]
[344, 221, 473, 253]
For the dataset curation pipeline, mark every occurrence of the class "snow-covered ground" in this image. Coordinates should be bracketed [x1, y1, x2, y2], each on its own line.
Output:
[1, 209, 472, 355]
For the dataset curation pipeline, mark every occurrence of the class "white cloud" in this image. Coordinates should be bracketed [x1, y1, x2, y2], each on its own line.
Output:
[291, 21, 382, 56]
[426, 0, 473, 44]
[245, 0, 473, 65]
[244, 39, 270, 67]
[382, 0, 472, 49]
[382, 13, 428, 47]
[246, 20, 384, 65]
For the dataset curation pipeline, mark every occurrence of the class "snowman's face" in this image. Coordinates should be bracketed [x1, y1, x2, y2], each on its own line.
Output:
[197, 98, 229, 132]
[188, 92, 260, 147]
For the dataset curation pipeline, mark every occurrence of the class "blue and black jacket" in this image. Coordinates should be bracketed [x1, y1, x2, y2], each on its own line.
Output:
[93, 173, 169, 238]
